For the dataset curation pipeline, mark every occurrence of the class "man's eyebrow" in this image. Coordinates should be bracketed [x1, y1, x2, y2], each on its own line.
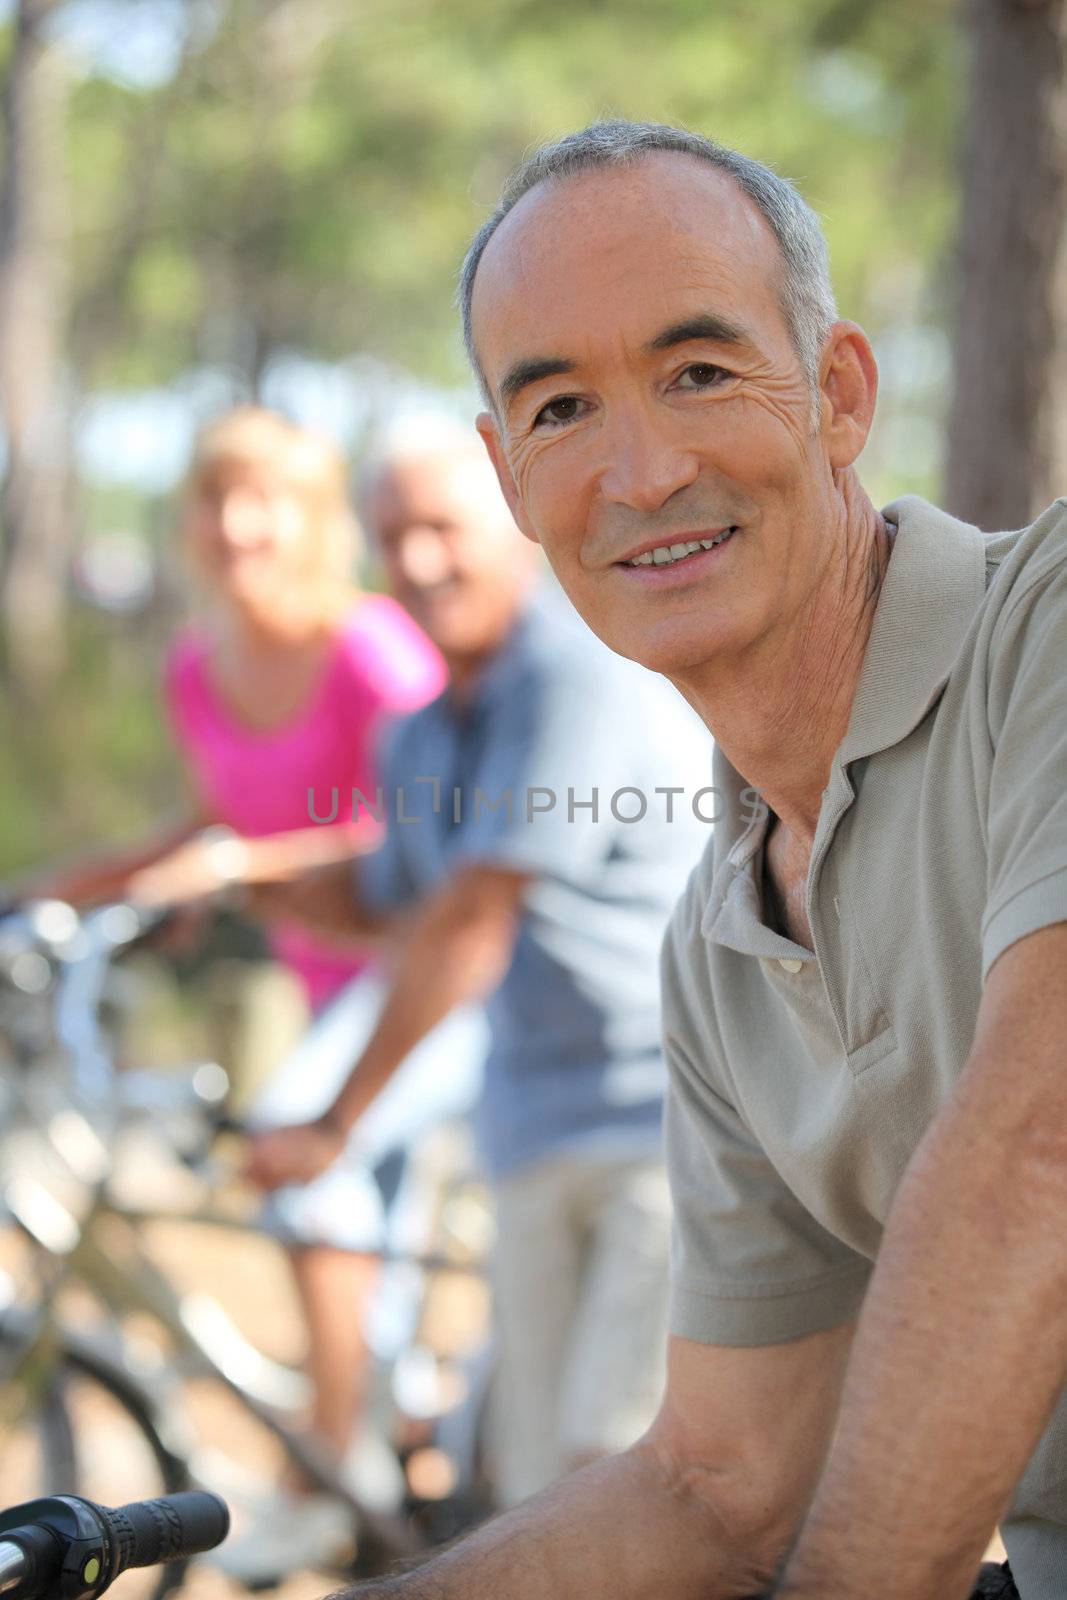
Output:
[498, 356, 577, 413]
[495, 315, 750, 412]
[647, 314, 751, 352]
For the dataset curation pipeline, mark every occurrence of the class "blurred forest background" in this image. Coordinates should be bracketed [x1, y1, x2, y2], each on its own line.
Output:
[0, 0, 1064, 877]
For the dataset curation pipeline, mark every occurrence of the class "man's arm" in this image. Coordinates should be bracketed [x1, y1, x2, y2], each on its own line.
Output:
[777, 920, 1067, 1599]
[334, 1323, 853, 1600]
[246, 861, 527, 1187]
[330, 860, 525, 1128]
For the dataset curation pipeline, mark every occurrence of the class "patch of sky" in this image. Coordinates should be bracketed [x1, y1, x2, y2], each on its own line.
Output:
[36, 0, 221, 90]
[805, 51, 894, 131]
[874, 325, 951, 400]
[75, 356, 479, 491]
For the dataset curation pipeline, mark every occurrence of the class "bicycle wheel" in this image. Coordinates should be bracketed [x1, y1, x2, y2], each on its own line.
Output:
[0, 1326, 192, 1600]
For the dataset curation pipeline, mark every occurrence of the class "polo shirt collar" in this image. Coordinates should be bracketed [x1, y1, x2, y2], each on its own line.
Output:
[700, 495, 989, 952]
[839, 495, 988, 764]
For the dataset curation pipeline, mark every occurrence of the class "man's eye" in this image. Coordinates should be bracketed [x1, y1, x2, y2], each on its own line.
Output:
[533, 396, 583, 428]
[677, 363, 729, 389]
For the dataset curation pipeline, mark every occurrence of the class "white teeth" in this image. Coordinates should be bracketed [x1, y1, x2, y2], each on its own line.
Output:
[627, 529, 734, 568]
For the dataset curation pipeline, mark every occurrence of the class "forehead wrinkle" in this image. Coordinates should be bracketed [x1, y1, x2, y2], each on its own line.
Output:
[669, 238, 784, 333]
[480, 155, 778, 293]
[474, 166, 790, 404]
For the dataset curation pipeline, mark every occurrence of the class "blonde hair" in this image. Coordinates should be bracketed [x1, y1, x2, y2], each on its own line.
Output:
[184, 407, 359, 599]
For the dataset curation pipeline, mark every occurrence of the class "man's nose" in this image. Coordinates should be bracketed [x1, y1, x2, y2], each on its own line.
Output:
[394, 527, 451, 587]
[596, 404, 700, 512]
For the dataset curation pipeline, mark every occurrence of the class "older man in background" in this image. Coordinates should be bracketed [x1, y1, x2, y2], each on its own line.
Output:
[249, 430, 712, 1510]
[321, 120, 1067, 1600]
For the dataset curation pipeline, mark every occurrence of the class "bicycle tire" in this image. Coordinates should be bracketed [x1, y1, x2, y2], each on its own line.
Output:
[0, 1326, 193, 1600]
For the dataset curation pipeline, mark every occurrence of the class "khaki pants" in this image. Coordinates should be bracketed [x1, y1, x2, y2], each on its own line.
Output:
[489, 1150, 671, 1507]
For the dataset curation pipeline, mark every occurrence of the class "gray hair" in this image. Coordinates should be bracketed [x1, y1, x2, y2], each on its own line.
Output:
[459, 119, 838, 412]
[357, 412, 485, 504]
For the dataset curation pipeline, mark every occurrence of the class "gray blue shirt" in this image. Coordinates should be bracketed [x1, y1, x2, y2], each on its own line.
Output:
[359, 586, 713, 1178]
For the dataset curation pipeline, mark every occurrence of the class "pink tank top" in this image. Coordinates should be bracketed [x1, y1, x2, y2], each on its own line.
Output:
[165, 596, 446, 1007]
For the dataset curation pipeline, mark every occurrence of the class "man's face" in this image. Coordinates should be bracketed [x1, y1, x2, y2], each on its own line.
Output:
[472, 154, 867, 679]
[364, 450, 532, 658]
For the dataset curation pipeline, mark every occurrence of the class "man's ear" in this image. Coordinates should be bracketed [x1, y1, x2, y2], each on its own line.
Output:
[819, 321, 878, 470]
[476, 412, 540, 543]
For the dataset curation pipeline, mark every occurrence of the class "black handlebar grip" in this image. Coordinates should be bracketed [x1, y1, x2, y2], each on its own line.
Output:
[104, 1493, 229, 1578]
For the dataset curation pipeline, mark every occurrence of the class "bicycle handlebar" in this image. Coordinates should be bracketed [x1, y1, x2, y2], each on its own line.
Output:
[0, 1491, 229, 1600]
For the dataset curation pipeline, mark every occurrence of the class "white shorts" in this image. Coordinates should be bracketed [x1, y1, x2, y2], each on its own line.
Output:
[248, 970, 487, 1253]
[489, 1149, 671, 1507]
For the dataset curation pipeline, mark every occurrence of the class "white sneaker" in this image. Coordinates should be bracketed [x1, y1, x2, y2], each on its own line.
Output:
[209, 1491, 355, 1588]
[341, 1427, 407, 1514]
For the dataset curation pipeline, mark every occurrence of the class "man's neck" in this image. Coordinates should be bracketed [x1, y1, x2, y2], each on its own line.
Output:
[675, 487, 894, 851]
[442, 593, 530, 706]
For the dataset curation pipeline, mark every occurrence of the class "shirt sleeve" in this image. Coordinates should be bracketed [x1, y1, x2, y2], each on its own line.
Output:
[662, 903, 872, 1347]
[345, 597, 447, 719]
[356, 720, 420, 913]
[981, 548, 1067, 979]
[449, 651, 639, 881]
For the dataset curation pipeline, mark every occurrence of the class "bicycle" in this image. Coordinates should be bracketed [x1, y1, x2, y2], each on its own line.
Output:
[0, 900, 495, 1593]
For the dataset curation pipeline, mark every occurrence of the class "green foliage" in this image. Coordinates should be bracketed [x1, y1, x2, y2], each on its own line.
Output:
[62, 0, 962, 389]
[0, 608, 182, 874]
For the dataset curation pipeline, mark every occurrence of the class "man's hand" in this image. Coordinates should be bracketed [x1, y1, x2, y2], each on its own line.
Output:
[245, 1117, 347, 1190]
[777, 921, 1067, 1599]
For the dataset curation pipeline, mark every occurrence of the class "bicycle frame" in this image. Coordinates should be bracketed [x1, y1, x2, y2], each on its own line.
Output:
[0, 902, 486, 1570]
[0, 1124, 420, 1566]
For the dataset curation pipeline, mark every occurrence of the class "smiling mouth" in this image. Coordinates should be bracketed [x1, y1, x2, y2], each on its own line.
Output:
[621, 527, 737, 568]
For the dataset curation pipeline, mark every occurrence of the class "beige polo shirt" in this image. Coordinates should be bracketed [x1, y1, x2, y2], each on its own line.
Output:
[662, 494, 1067, 1599]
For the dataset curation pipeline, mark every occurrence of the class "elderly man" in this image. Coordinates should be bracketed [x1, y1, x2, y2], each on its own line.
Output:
[249, 432, 711, 1510]
[328, 121, 1067, 1600]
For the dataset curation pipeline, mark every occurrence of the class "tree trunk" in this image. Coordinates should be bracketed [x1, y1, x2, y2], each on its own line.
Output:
[0, 0, 72, 697]
[944, 0, 1067, 530]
